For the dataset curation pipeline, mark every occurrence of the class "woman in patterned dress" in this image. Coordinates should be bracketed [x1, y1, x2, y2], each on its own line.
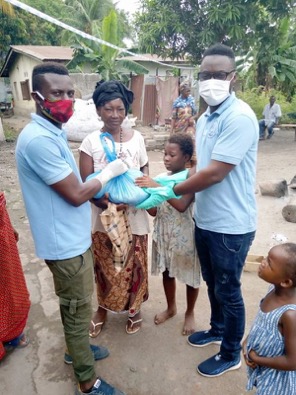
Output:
[79, 81, 150, 336]
[171, 82, 197, 166]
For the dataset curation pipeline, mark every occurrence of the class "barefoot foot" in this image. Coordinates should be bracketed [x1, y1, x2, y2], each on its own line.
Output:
[154, 308, 177, 325]
[182, 312, 196, 335]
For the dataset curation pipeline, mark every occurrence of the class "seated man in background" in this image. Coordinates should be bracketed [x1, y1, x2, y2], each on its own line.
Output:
[258, 95, 282, 140]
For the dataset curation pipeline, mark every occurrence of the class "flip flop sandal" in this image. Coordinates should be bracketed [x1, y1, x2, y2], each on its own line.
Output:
[89, 320, 104, 338]
[125, 318, 143, 335]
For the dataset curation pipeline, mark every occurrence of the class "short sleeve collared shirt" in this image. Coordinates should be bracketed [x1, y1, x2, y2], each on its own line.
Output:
[194, 93, 259, 234]
[263, 103, 282, 123]
[16, 114, 91, 260]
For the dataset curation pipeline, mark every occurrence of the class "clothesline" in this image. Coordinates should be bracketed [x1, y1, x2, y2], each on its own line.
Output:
[5, 0, 195, 70]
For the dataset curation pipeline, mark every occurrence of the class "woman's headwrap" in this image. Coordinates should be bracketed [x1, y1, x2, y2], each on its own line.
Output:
[92, 80, 134, 115]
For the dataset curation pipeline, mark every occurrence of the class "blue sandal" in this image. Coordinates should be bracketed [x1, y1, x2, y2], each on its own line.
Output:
[4, 333, 29, 351]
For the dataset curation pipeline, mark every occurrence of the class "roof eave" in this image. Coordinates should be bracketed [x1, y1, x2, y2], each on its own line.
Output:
[0, 46, 73, 78]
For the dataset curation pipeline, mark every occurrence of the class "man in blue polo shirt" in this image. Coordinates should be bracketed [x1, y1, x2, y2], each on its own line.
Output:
[137, 43, 258, 378]
[176, 43, 258, 378]
[16, 62, 126, 395]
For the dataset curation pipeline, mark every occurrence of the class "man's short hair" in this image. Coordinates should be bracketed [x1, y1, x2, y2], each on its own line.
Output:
[202, 43, 235, 67]
[32, 62, 69, 91]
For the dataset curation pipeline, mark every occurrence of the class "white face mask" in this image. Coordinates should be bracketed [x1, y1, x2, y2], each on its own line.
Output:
[199, 78, 232, 107]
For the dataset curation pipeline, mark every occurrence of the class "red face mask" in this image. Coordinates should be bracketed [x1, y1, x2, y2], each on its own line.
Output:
[35, 91, 74, 124]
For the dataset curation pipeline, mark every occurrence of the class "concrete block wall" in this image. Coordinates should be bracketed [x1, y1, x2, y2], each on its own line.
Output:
[138, 126, 170, 151]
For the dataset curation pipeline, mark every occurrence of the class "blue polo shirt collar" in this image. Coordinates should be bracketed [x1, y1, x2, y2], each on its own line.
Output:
[31, 113, 64, 136]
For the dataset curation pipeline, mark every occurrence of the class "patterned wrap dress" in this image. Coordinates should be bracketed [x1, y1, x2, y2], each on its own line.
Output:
[151, 200, 200, 288]
[0, 192, 30, 360]
[247, 294, 296, 394]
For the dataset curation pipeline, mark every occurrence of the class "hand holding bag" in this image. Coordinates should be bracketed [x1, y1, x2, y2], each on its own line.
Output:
[87, 132, 149, 206]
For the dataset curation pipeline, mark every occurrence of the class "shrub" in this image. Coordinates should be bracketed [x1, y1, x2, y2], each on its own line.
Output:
[236, 89, 296, 124]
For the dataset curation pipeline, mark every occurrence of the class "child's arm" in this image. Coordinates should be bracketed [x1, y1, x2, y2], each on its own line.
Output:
[135, 175, 158, 216]
[167, 193, 194, 213]
[248, 310, 296, 371]
[242, 335, 257, 369]
[167, 168, 195, 212]
[135, 175, 160, 188]
[147, 207, 157, 217]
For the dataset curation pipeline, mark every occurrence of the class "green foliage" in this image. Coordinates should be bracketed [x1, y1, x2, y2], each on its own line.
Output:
[59, 0, 114, 43]
[0, 6, 63, 65]
[136, 0, 296, 98]
[137, 0, 296, 63]
[0, 0, 14, 16]
[67, 10, 148, 80]
[1, 0, 135, 81]
[236, 88, 296, 123]
[21, 0, 67, 18]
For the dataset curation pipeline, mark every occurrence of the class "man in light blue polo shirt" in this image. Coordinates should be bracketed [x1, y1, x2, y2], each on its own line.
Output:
[137, 43, 258, 378]
[174, 44, 258, 378]
[16, 62, 126, 395]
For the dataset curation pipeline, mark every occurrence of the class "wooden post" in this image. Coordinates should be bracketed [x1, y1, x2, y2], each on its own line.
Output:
[0, 117, 5, 142]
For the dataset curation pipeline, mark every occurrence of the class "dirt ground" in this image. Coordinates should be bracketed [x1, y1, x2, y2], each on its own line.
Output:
[0, 115, 296, 395]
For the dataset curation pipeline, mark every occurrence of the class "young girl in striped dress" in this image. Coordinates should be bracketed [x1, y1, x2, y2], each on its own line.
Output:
[243, 243, 296, 395]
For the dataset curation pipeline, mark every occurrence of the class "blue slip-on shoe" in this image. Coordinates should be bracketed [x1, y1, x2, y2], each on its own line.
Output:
[75, 377, 126, 395]
[64, 344, 109, 365]
[187, 330, 222, 348]
[197, 353, 241, 377]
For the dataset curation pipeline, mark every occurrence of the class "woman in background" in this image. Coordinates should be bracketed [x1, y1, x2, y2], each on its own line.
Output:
[171, 82, 197, 166]
[171, 82, 197, 135]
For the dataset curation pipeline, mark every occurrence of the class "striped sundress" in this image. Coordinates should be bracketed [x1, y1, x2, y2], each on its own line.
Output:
[246, 295, 296, 394]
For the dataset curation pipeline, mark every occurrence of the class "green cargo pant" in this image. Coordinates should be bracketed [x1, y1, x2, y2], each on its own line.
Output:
[45, 248, 96, 383]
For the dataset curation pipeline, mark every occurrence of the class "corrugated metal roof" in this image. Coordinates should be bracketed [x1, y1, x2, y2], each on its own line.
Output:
[121, 54, 192, 64]
[0, 45, 73, 77]
[122, 54, 173, 62]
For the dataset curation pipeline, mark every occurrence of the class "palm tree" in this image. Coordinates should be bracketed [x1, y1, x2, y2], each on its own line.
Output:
[67, 10, 148, 81]
[60, 0, 115, 45]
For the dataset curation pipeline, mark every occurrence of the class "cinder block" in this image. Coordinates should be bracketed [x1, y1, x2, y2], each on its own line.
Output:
[244, 254, 263, 272]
